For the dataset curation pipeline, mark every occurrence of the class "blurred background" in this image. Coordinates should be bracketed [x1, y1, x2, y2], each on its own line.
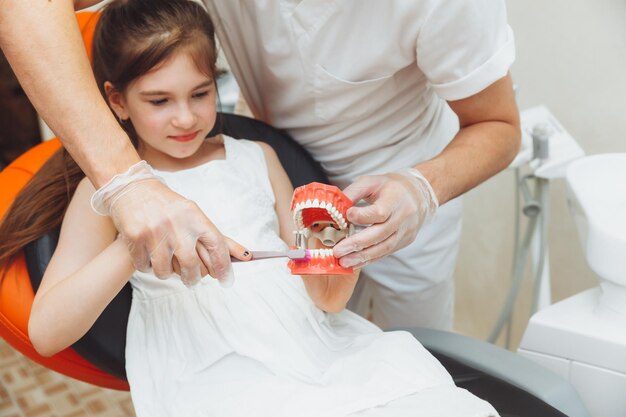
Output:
[455, 0, 626, 347]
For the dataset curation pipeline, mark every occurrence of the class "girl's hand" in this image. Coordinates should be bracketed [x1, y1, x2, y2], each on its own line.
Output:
[300, 268, 360, 313]
[107, 178, 246, 287]
[172, 237, 252, 287]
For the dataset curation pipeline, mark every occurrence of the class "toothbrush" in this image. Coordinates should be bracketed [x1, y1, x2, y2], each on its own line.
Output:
[231, 249, 311, 262]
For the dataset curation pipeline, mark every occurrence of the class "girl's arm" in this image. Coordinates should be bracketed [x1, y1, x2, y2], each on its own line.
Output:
[29, 178, 134, 357]
[259, 143, 359, 313]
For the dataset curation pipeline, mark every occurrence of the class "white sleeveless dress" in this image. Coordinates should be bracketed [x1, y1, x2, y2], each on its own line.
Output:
[124, 136, 498, 417]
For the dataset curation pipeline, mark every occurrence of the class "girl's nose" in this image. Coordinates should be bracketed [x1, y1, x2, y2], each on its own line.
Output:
[172, 103, 196, 129]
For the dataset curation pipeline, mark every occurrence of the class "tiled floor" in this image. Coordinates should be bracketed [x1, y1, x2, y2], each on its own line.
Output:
[0, 339, 135, 417]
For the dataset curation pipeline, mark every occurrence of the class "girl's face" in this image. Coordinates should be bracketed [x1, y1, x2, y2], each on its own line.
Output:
[107, 51, 217, 168]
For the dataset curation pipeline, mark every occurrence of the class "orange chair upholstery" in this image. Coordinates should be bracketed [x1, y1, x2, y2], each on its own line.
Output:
[0, 140, 127, 390]
[0, 12, 129, 390]
[77, 12, 100, 63]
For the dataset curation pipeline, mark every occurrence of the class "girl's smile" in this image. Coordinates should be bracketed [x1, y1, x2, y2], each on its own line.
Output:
[168, 130, 202, 143]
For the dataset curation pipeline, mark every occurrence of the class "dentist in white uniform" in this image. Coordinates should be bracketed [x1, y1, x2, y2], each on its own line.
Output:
[203, 0, 521, 329]
[0, 0, 519, 330]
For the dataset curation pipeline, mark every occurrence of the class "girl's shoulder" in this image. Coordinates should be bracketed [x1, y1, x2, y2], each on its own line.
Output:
[222, 135, 276, 163]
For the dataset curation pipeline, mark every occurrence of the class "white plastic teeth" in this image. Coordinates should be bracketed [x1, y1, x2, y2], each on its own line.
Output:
[293, 199, 348, 230]
[309, 249, 334, 258]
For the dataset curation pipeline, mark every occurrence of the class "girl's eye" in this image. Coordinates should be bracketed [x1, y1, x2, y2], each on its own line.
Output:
[149, 98, 168, 106]
[192, 91, 209, 99]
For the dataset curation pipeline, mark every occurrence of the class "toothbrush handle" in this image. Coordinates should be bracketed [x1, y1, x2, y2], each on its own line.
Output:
[230, 249, 306, 262]
[250, 251, 286, 260]
[230, 251, 284, 262]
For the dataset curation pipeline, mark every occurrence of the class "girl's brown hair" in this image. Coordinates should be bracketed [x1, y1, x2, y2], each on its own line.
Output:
[0, 0, 219, 272]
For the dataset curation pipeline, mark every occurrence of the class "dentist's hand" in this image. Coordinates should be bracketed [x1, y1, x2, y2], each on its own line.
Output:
[333, 168, 438, 268]
[183, 237, 252, 288]
[105, 178, 237, 286]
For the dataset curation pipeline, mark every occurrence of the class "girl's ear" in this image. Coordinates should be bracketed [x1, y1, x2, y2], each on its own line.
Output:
[104, 81, 129, 122]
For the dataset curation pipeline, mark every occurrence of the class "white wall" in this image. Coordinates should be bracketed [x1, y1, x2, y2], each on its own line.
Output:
[455, 0, 626, 347]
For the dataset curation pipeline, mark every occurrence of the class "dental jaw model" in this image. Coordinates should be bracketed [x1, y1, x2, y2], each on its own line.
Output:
[288, 183, 355, 275]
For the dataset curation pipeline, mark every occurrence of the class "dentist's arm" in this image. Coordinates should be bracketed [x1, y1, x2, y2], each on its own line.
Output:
[0, 0, 235, 284]
[0, 0, 134, 185]
[336, 74, 521, 268]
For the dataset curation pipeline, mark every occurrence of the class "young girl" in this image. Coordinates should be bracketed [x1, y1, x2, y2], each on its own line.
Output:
[0, 0, 498, 416]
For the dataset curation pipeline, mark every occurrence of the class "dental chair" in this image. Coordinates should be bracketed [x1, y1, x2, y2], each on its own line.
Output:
[0, 111, 590, 417]
[0, 11, 589, 417]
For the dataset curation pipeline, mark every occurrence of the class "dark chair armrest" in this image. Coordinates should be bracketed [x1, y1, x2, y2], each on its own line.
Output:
[395, 327, 590, 417]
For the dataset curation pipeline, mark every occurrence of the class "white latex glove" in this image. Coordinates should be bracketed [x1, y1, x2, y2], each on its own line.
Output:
[91, 161, 249, 286]
[333, 168, 438, 268]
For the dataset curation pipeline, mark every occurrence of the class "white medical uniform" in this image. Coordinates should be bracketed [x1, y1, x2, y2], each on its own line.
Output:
[204, 0, 515, 329]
